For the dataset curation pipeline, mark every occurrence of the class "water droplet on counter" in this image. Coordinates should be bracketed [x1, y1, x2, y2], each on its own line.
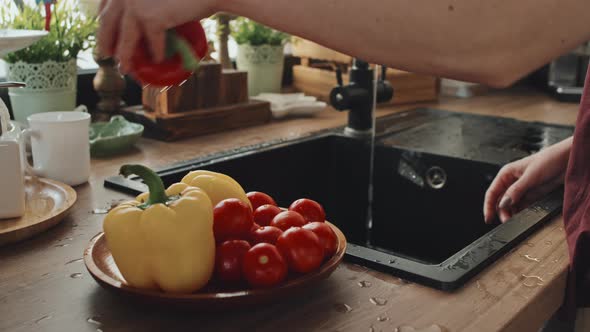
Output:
[333, 303, 352, 313]
[87, 316, 102, 325]
[553, 258, 560, 263]
[41, 272, 50, 277]
[525, 242, 534, 247]
[389, 259, 396, 264]
[64, 237, 73, 241]
[522, 274, 544, 287]
[374, 259, 381, 263]
[70, 273, 83, 279]
[523, 254, 541, 262]
[35, 315, 52, 324]
[377, 316, 389, 322]
[358, 280, 372, 288]
[72, 223, 78, 227]
[558, 227, 564, 231]
[370, 297, 388, 306]
[395, 325, 445, 332]
[54, 244, 69, 248]
[545, 241, 552, 246]
[65, 258, 83, 265]
[369, 326, 375, 332]
[92, 208, 109, 214]
[398, 278, 411, 285]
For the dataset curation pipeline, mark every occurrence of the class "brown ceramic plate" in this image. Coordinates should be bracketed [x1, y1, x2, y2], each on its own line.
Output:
[84, 222, 346, 310]
[0, 177, 77, 246]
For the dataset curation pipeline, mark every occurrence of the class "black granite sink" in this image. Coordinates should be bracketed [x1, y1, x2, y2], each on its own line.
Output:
[105, 108, 573, 290]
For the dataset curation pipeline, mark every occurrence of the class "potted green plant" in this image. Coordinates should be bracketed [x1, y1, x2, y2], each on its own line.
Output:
[0, 0, 96, 123]
[231, 18, 289, 96]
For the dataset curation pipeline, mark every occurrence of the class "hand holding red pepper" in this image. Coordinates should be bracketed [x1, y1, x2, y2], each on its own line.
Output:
[98, 0, 216, 85]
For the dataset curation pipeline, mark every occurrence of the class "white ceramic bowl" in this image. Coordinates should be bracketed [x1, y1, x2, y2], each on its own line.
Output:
[0, 29, 48, 57]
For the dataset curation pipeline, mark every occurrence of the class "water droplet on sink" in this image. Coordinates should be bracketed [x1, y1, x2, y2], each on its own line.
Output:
[87, 316, 102, 325]
[370, 297, 388, 306]
[54, 243, 69, 248]
[395, 325, 445, 332]
[523, 254, 541, 262]
[333, 303, 352, 313]
[358, 280, 372, 288]
[525, 242, 534, 247]
[374, 259, 381, 263]
[65, 258, 83, 265]
[377, 316, 389, 322]
[35, 315, 52, 324]
[522, 274, 544, 287]
[389, 259, 396, 264]
[70, 273, 83, 279]
[545, 241, 553, 246]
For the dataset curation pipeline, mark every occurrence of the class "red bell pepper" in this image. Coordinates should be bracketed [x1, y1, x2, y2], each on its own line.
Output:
[131, 20, 208, 87]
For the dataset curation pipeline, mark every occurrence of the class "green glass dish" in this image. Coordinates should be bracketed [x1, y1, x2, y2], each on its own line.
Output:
[89, 116, 144, 158]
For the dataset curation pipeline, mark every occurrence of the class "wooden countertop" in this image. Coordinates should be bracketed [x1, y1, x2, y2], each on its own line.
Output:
[0, 87, 580, 332]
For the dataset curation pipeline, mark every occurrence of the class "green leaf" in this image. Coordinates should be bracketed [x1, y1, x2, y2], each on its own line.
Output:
[230, 17, 289, 46]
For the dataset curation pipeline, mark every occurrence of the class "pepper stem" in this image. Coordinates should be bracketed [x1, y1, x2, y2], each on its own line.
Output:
[120, 164, 168, 205]
[166, 30, 201, 72]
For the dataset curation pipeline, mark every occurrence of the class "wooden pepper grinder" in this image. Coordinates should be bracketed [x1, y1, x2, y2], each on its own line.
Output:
[216, 13, 236, 69]
[92, 47, 126, 121]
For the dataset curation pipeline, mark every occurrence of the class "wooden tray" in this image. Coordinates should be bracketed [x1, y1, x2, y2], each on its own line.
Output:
[84, 222, 346, 310]
[0, 177, 77, 246]
[120, 99, 272, 141]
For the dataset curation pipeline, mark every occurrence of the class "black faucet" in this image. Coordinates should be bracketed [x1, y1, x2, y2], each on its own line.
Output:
[330, 59, 394, 136]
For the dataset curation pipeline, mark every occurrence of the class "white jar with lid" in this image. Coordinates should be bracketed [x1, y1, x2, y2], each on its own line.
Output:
[0, 98, 25, 219]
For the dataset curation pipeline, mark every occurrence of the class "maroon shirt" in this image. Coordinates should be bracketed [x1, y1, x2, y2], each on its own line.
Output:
[564, 64, 590, 309]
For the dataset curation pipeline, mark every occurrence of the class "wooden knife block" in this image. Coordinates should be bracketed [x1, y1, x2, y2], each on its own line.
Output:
[121, 62, 271, 141]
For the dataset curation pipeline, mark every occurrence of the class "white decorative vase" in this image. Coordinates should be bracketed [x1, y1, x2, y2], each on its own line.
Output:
[6, 59, 77, 124]
[236, 44, 284, 97]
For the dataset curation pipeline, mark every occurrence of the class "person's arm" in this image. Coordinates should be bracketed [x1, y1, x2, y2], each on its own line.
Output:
[99, 0, 590, 87]
[221, 0, 590, 87]
[484, 136, 572, 223]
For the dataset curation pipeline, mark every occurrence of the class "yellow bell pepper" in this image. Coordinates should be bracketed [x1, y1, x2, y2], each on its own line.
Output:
[181, 170, 251, 209]
[103, 164, 215, 293]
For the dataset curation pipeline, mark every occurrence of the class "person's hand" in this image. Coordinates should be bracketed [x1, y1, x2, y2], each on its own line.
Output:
[97, 0, 219, 73]
[483, 137, 572, 223]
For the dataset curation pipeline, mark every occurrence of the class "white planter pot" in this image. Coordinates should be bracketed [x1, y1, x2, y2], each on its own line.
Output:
[6, 59, 77, 124]
[236, 44, 284, 97]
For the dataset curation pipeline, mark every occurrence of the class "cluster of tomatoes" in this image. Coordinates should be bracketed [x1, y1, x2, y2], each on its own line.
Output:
[212, 192, 338, 289]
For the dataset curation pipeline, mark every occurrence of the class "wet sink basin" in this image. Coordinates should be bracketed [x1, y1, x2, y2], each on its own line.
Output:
[105, 108, 573, 290]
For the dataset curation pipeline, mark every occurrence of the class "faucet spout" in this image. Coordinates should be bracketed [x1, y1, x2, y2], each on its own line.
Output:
[330, 59, 393, 137]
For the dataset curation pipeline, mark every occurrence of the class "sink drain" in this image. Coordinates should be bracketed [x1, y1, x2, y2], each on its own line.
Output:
[426, 166, 447, 189]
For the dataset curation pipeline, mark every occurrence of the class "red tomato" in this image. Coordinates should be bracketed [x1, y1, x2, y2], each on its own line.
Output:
[131, 21, 208, 87]
[215, 240, 251, 283]
[214, 198, 254, 242]
[289, 198, 326, 223]
[242, 243, 287, 288]
[276, 227, 324, 273]
[303, 222, 338, 259]
[250, 226, 283, 245]
[270, 211, 306, 231]
[246, 192, 277, 211]
[250, 222, 262, 233]
[253, 204, 282, 226]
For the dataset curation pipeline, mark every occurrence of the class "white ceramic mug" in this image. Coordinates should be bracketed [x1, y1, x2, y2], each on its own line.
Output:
[22, 111, 91, 186]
